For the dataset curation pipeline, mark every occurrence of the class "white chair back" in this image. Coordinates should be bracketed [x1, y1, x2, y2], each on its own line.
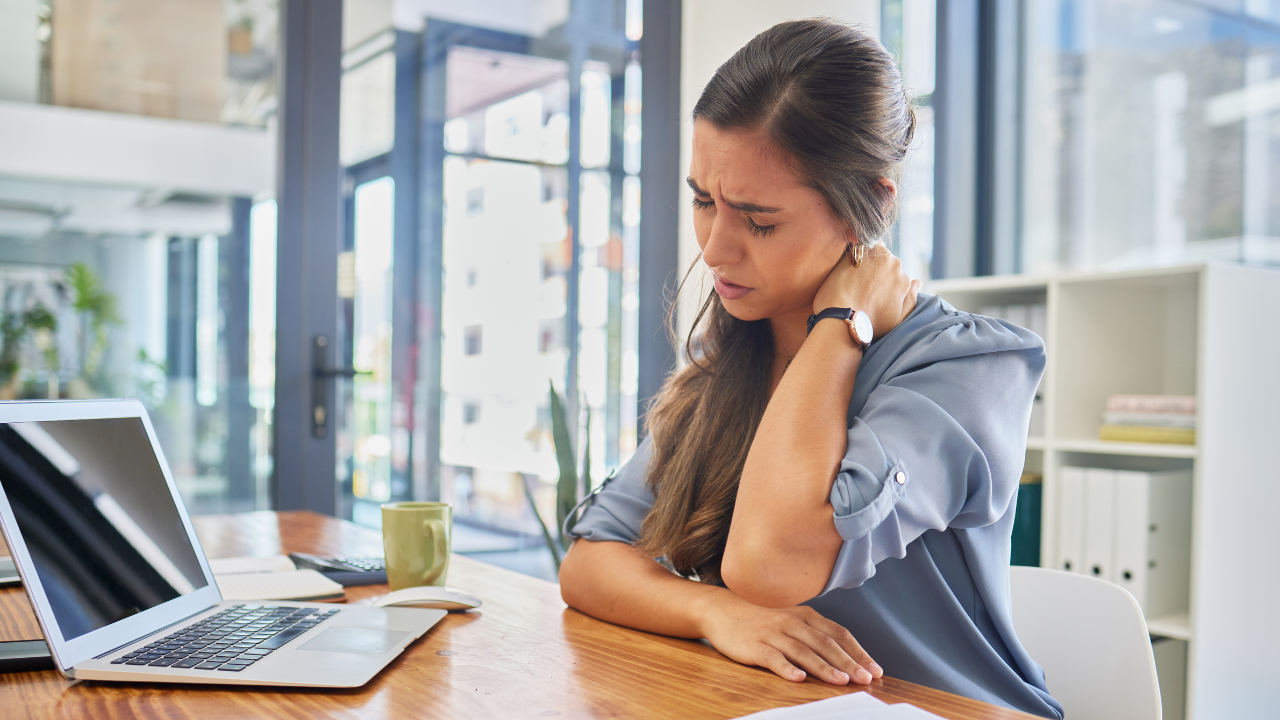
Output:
[1009, 566, 1161, 720]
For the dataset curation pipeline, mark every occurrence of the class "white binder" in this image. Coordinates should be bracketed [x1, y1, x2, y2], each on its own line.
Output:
[1058, 466, 1086, 574]
[1113, 469, 1193, 617]
[1028, 304, 1048, 345]
[1084, 468, 1116, 582]
[1112, 470, 1151, 608]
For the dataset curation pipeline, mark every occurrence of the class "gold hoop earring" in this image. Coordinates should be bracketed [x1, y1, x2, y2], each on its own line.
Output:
[846, 242, 864, 268]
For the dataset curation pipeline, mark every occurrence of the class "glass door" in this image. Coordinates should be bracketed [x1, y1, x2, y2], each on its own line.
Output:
[340, 161, 398, 525]
[424, 14, 642, 539]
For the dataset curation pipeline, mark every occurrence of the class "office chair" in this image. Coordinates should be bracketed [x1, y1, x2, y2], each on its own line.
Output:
[1009, 566, 1162, 720]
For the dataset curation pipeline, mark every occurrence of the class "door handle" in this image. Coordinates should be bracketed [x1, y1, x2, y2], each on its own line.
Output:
[310, 335, 370, 438]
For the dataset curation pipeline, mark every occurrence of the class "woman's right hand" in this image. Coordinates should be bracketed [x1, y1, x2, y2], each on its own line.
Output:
[697, 589, 882, 685]
[812, 243, 919, 342]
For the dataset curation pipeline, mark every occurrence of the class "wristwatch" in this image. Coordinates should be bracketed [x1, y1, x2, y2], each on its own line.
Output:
[807, 307, 873, 351]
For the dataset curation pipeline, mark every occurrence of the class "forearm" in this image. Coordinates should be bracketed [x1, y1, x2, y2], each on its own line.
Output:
[723, 319, 860, 605]
[559, 538, 731, 639]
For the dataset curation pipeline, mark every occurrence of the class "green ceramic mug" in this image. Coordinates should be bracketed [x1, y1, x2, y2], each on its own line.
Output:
[381, 502, 452, 590]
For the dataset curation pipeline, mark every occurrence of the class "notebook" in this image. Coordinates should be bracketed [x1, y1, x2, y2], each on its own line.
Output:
[210, 555, 345, 602]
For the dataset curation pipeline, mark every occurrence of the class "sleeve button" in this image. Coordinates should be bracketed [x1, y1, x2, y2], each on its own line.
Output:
[894, 471, 907, 485]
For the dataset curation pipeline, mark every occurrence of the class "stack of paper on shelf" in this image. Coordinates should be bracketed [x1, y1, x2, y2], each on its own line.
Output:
[1099, 394, 1196, 445]
[209, 555, 346, 602]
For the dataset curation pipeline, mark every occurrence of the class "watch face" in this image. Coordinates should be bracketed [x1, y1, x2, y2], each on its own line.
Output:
[852, 310, 873, 345]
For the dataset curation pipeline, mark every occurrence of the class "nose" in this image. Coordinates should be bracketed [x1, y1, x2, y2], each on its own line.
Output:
[700, 212, 743, 270]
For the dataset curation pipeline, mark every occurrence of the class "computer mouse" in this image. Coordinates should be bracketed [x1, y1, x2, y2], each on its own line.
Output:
[371, 586, 482, 612]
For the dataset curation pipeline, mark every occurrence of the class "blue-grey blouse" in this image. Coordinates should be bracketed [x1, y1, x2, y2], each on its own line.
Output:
[565, 294, 1064, 719]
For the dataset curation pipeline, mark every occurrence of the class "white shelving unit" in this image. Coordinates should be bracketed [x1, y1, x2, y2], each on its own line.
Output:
[929, 263, 1280, 720]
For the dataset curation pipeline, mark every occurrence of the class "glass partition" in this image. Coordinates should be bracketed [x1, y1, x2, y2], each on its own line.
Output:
[0, 186, 276, 515]
[0, 0, 281, 514]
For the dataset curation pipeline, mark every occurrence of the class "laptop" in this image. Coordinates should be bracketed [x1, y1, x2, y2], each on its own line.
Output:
[0, 399, 446, 687]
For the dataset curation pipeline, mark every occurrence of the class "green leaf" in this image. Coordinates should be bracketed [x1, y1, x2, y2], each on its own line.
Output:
[521, 475, 562, 571]
[66, 263, 121, 326]
[549, 380, 579, 547]
[67, 263, 99, 313]
[24, 306, 57, 332]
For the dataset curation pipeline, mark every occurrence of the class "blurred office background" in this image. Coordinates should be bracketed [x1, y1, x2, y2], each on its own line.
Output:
[0, 0, 1276, 596]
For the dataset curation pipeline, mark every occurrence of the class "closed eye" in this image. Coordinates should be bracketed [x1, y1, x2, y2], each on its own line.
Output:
[746, 215, 776, 237]
[691, 196, 714, 210]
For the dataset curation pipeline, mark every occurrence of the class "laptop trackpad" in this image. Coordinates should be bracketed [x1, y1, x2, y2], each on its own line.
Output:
[297, 628, 409, 654]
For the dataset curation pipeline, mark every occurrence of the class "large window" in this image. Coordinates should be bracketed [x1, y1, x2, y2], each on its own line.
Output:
[882, 0, 938, 281]
[1020, 0, 1280, 272]
[330, 2, 649, 544]
[430, 16, 643, 537]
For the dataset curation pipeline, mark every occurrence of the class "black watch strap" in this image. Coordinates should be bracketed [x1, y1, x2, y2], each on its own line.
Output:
[807, 307, 853, 335]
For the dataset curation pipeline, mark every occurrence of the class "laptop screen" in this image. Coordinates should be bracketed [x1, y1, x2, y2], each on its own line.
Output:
[0, 417, 208, 641]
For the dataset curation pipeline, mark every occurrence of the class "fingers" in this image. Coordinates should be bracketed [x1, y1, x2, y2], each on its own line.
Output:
[791, 627, 870, 684]
[758, 646, 807, 683]
[903, 279, 922, 317]
[770, 635, 851, 686]
[803, 613, 883, 681]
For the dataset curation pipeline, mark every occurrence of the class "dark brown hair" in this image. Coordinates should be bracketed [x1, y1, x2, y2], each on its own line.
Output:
[635, 19, 915, 585]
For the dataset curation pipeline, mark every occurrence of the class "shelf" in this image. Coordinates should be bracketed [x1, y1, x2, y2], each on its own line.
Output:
[1026, 436, 1047, 450]
[927, 274, 1051, 294]
[1055, 438, 1198, 459]
[1147, 612, 1191, 641]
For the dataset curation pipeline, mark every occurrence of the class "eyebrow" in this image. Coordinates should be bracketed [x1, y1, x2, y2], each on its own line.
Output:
[686, 177, 781, 214]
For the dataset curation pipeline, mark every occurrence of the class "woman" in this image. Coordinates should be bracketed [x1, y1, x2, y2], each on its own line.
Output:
[558, 19, 1061, 719]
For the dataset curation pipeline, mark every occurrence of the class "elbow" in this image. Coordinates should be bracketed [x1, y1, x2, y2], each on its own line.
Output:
[558, 540, 585, 609]
[721, 539, 827, 608]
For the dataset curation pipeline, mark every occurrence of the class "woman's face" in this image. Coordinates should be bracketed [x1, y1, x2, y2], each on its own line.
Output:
[688, 121, 849, 322]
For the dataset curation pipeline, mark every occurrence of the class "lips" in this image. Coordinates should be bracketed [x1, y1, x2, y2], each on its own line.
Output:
[712, 274, 753, 300]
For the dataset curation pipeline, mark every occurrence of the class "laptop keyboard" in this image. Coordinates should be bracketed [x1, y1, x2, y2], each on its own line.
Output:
[110, 604, 339, 672]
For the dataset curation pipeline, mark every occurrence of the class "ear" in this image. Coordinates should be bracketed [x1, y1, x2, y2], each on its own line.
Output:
[877, 177, 898, 201]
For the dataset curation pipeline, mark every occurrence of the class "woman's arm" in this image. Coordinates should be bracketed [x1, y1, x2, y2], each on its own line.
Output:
[723, 246, 918, 607]
[721, 320, 860, 607]
[728, 304, 1046, 604]
[560, 538, 882, 685]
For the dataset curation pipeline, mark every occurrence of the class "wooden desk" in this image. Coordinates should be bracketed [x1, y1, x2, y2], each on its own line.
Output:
[0, 511, 1039, 719]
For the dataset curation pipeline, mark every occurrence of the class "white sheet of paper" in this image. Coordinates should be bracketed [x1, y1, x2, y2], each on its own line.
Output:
[735, 692, 884, 719]
[208, 554, 297, 575]
[735, 693, 945, 720]
[214, 569, 343, 601]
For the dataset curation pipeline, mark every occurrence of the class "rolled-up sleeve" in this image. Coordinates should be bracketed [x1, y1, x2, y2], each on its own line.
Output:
[822, 316, 1045, 594]
[564, 436, 655, 545]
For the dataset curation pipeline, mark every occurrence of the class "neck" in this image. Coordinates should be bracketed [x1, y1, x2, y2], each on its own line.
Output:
[769, 306, 811, 360]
